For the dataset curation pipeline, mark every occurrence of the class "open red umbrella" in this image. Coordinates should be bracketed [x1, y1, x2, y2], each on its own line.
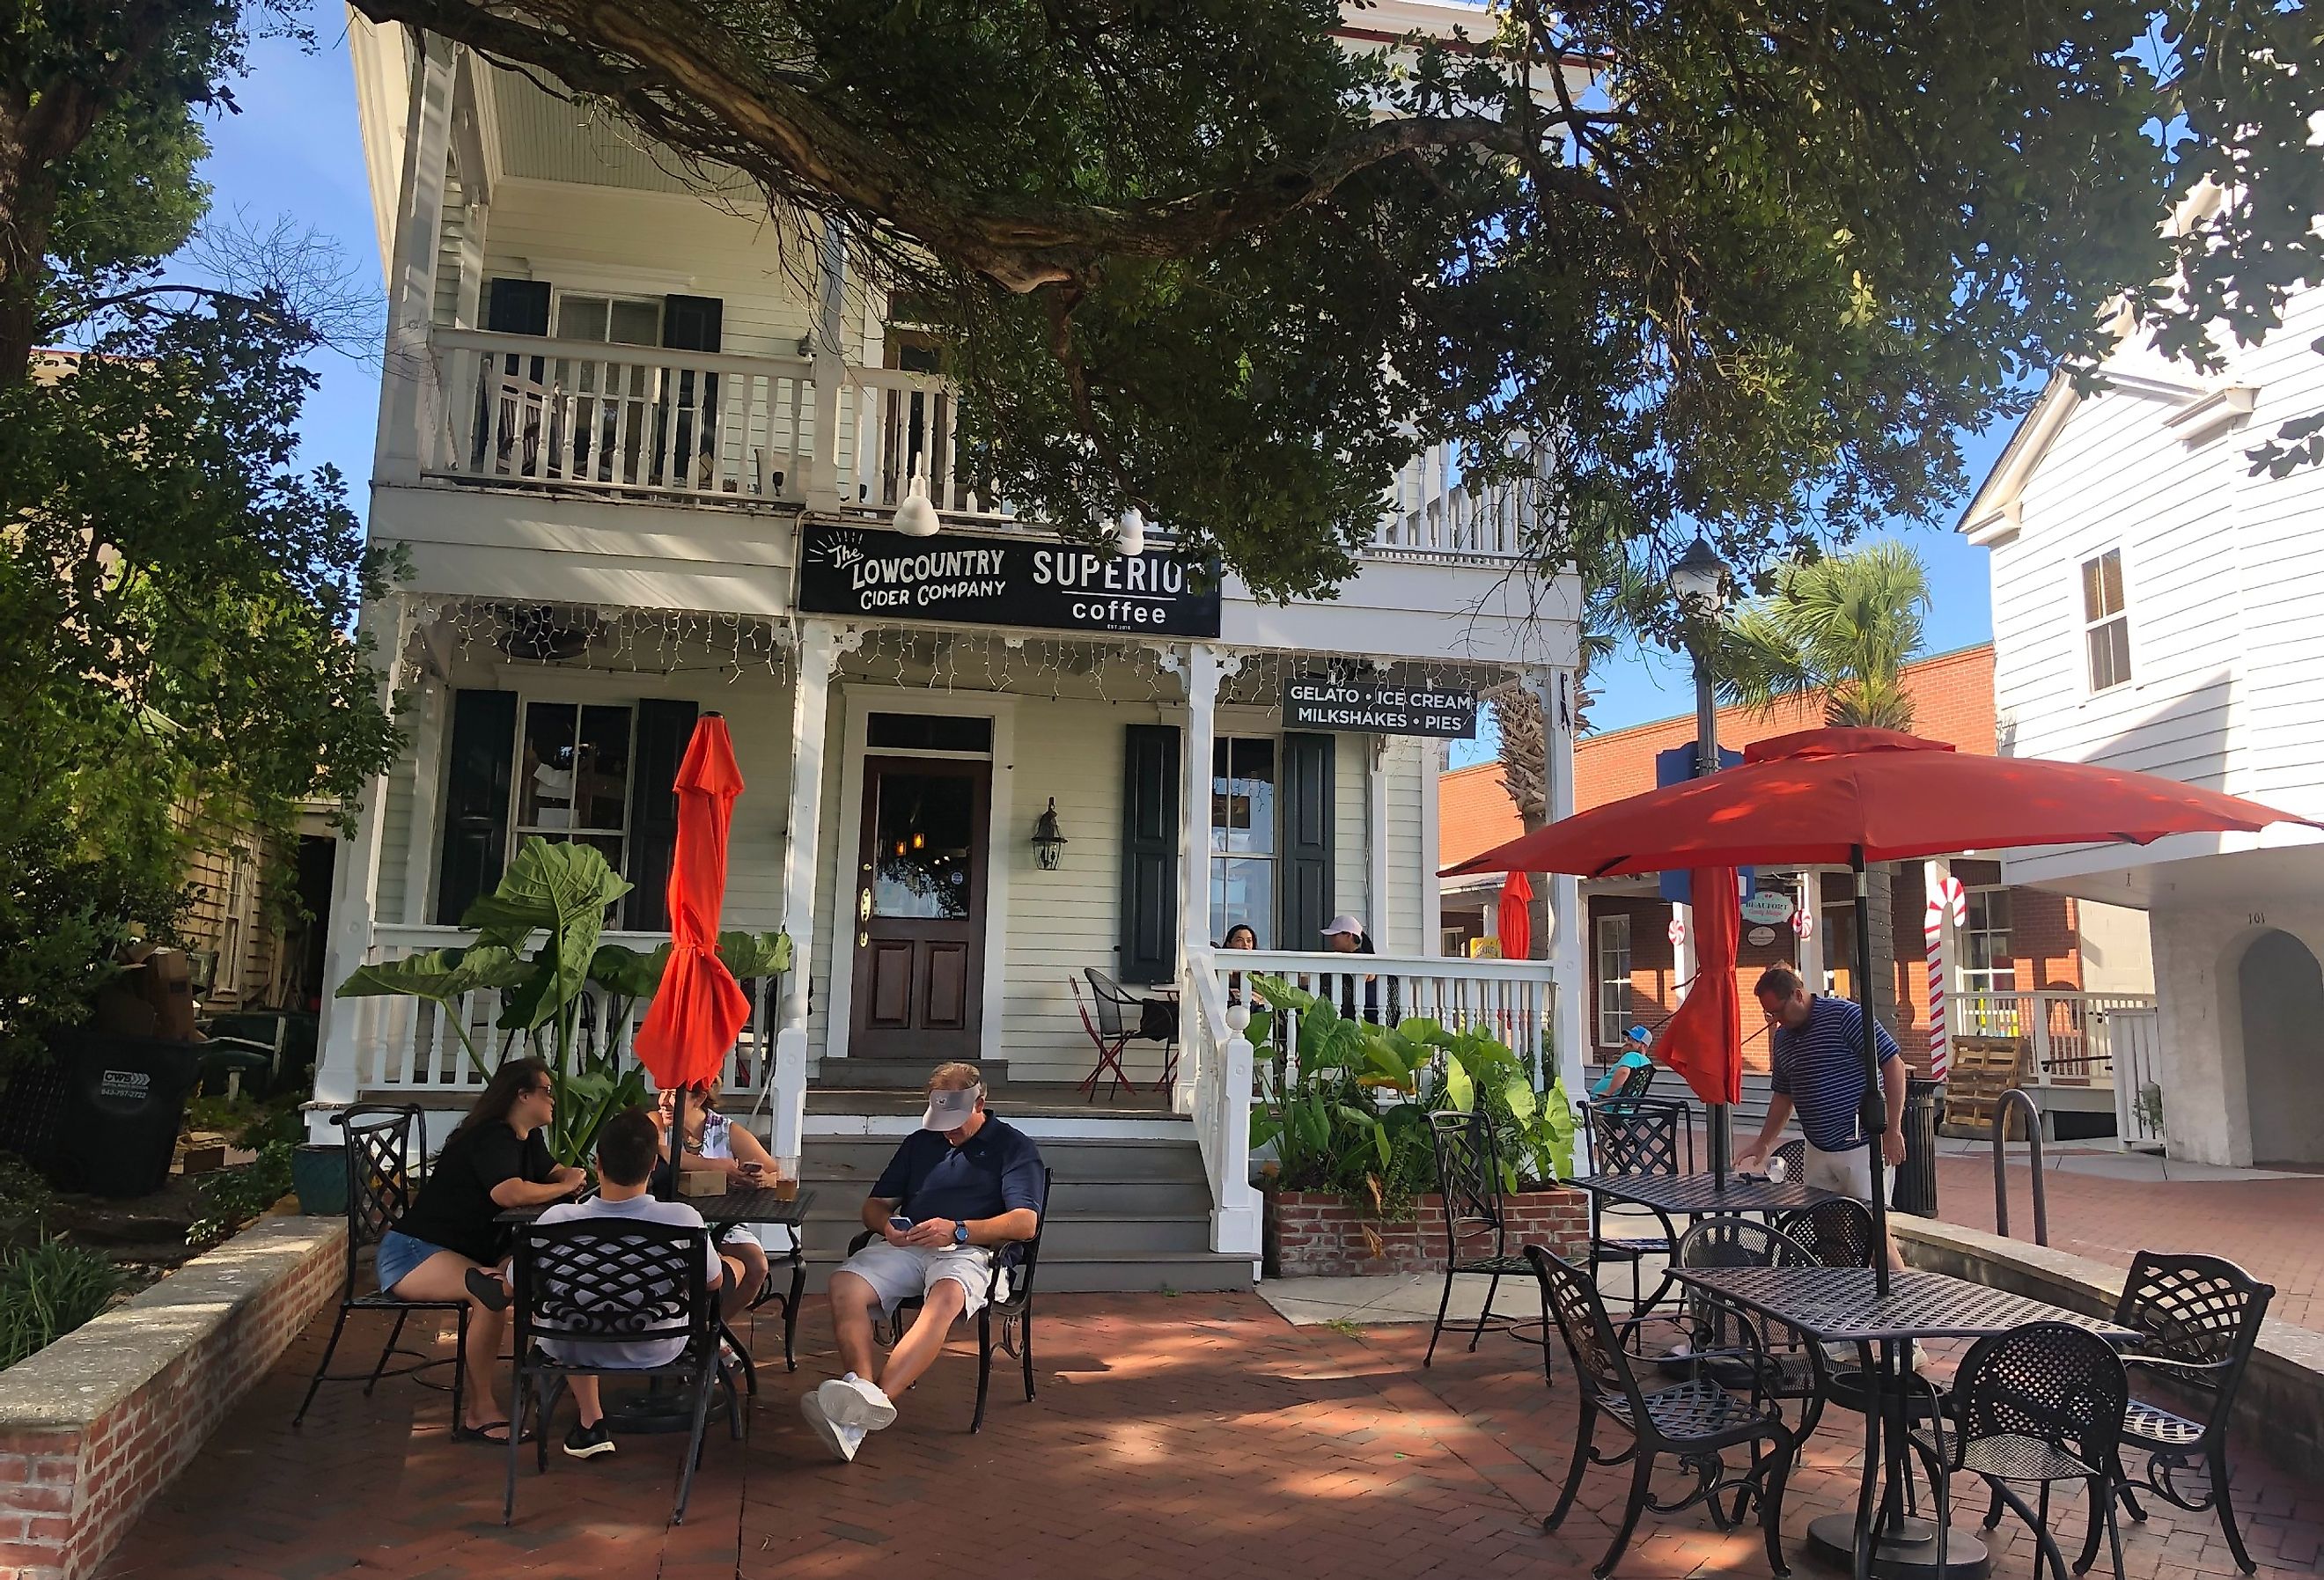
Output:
[1496, 871, 1533, 960]
[634, 712, 751, 1197]
[1443, 725, 2319, 1291]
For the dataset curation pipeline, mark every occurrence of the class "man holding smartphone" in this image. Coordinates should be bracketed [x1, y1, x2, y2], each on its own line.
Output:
[801, 1062, 1045, 1461]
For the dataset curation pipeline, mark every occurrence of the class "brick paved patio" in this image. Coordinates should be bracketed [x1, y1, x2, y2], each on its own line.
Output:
[96, 1292, 2320, 1580]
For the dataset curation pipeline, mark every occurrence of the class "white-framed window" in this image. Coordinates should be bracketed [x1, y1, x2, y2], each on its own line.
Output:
[1595, 912, 1632, 1047]
[555, 293, 663, 346]
[1959, 886, 2019, 1035]
[511, 699, 636, 876]
[2080, 547, 2131, 693]
[1210, 736, 1277, 948]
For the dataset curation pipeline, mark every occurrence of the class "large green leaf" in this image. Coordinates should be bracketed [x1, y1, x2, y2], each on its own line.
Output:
[589, 942, 673, 1000]
[1445, 1058, 1475, 1113]
[464, 839, 630, 1030]
[717, 929, 792, 979]
[335, 944, 524, 1003]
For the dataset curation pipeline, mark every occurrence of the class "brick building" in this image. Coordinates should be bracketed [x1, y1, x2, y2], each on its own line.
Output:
[1441, 644, 2149, 1087]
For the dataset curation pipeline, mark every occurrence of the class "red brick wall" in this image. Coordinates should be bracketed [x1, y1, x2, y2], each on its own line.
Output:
[0, 1217, 344, 1580]
[1268, 1189, 1589, 1277]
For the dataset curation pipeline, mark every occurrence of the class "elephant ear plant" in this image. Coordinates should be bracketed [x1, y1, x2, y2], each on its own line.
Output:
[336, 838, 791, 1167]
[1246, 978, 1437, 1217]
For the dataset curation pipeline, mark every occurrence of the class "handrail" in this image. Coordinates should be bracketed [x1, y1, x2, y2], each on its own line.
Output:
[1991, 1087, 2048, 1247]
[432, 327, 814, 382]
[1182, 945, 1261, 1259]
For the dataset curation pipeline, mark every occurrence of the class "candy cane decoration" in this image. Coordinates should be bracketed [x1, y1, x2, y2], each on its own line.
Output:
[1924, 874, 1967, 1080]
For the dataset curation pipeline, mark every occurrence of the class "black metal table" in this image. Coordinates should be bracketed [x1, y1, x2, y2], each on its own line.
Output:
[1673, 1266, 2139, 1580]
[1570, 1172, 1842, 1217]
[498, 1187, 816, 1432]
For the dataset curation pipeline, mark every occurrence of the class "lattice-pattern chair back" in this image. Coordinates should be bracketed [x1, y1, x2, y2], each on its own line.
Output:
[1770, 1138, 1806, 1178]
[513, 1219, 712, 1352]
[1084, 967, 1134, 1040]
[1428, 1108, 1508, 1255]
[338, 1106, 423, 1259]
[1674, 1218, 1814, 1348]
[1526, 1246, 1651, 1421]
[1779, 1197, 1879, 1268]
[1614, 1062, 1658, 1100]
[2113, 1251, 2273, 1400]
[1589, 1102, 1681, 1177]
[1950, 1322, 2128, 1473]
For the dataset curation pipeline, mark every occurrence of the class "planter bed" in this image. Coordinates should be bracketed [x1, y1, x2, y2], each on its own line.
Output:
[1266, 1187, 1588, 1279]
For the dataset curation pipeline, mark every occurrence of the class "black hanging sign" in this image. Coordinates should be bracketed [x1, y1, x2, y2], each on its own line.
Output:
[1283, 677, 1478, 739]
[796, 523, 1221, 637]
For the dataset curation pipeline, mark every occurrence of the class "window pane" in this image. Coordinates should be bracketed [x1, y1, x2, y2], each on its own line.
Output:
[574, 834, 625, 877]
[573, 705, 633, 831]
[608, 298, 662, 347]
[870, 772, 974, 919]
[557, 296, 610, 342]
[518, 702, 579, 829]
[1210, 856, 1272, 947]
[1216, 738, 1275, 855]
[2099, 549, 2123, 616]
[866, 713, 993, 753]
[2088, 618, 2130, 691]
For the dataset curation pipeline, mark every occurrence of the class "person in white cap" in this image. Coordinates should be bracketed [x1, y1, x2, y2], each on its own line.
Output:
[1320, 913, 1389, 1023]
[799, 1062, 1045, 1461]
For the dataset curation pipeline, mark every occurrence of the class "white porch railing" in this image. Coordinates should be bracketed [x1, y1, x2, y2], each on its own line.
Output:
[1375, 443, 1540, 559]
[1210, 948, 1559, 1087]
[1180, 947, 1261, 1259]
[839, 368, 1018, 521]
[428, 329, 816, 503]
[1954, 990, 2157, 1091]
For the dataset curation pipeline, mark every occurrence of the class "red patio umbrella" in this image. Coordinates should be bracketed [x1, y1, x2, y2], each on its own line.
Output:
[1496, 871, 1533, 960]
[1658, 868, 1744, 1109]
[1443, 725, 2320, 1291]
[634, 712, 751, 1198]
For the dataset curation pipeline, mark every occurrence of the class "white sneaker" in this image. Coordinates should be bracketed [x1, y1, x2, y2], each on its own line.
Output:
[798, 1390, 866, 1463]
[816, 1375, 898, 1432]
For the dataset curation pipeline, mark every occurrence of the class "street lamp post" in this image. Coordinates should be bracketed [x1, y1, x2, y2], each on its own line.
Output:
[1668, 536, 1732, 1180]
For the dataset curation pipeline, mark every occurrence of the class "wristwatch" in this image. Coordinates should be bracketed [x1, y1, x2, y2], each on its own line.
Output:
[952, 1220, 971, 1247]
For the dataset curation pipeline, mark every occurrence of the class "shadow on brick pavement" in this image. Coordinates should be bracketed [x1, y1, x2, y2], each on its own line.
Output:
[97, 1294, 2322, 1580]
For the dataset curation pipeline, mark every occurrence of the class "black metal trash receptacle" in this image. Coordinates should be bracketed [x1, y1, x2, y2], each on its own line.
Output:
[0, 1033, 203, 1198]
[1892, 1076, 1942, 1217]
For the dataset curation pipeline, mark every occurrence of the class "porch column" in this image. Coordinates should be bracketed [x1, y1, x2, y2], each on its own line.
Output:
[1179, 643, 1218, 966]
[804, 220, 849, 511]
[1795, 871, 1826, 993]
[1366, 737, 1391, 947]
[311, 597, 412, 1138]
[1533, 667, 1588, 1099]
[374, 32, 456, 487]
[398, 672, 445, 925]
[771, 621, 840, 1166]
[1420, 741, 1444, 955]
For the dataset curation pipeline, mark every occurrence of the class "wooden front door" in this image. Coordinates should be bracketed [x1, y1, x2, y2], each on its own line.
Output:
[849, 756, 989, 1059]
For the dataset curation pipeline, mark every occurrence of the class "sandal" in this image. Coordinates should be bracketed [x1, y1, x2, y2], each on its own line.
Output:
[465, 1268, 511, 1312]
[457, 1419, 532, 1445]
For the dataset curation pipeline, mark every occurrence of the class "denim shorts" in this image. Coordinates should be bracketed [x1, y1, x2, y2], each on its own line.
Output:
[375, 1228, 446, 1294]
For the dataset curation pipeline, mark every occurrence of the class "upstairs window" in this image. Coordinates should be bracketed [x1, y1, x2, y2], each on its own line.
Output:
[555, 294, 662, 346]
[2081, 548, 2131, 693]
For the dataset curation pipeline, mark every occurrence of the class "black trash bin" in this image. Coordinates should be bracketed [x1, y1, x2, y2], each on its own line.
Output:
[1892, 1076, 1942, 1218]
[0, 1032, 202, 1198]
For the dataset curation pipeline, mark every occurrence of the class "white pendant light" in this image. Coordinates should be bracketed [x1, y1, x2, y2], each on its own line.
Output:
[1114, 505, 1146, 557]
[893, 470, 940, 538]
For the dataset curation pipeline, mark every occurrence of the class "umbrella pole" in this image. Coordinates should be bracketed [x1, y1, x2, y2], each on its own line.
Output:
[1711, 1103, 1730, 1190]
[664, 1086, 687, 1203]
[1852, 846, 1893, 1297]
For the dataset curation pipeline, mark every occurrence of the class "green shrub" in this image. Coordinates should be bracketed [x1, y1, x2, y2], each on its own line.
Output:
[187, 1139, 293, 1248]
[0, 1238, 125, 1371]
[0, 1156, 54, 1246]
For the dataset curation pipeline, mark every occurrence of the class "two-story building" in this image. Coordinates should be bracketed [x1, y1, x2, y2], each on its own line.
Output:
[316, 10, 1588, 1287]
[1959, 250, 2324, 1167]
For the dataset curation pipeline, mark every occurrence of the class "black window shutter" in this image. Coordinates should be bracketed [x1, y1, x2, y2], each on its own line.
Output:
[435, 689, 518, 925]
[1118, 724, 1180, 985]
[660, 295, 724, 484]
[1279, 731, 1335, 948]
[484, 278, 551, 335]
[624, 699, 701, 931]
[661, 295, 723, 352]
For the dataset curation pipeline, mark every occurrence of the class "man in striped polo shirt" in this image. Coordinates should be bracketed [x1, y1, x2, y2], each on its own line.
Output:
[1735, 965, 1907, 1272]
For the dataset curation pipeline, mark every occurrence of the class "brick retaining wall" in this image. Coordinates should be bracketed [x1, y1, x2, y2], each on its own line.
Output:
[1268, 1187, 1588, 1278]
[0, 1215, 345, 1580]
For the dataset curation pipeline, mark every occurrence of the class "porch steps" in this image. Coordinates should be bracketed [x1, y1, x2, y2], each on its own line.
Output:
[812, 1057, 1014, 1091]
[793, 1130, 1254, 1294]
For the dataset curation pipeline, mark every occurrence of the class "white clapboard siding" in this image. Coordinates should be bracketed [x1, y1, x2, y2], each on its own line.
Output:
[373, 725, 423, 925]
[1334, 732, 1369, 934]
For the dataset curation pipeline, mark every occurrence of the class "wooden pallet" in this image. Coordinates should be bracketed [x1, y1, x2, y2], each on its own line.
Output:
[1939, 1038, 2030, 1139]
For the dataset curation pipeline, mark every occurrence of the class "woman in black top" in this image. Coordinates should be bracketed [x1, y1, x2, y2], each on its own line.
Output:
[377, 1057, 582, 1443]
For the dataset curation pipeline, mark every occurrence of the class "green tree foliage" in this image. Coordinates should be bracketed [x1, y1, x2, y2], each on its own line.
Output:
[349, 0, 2318, 597]
[1718, 544, 1934, 732]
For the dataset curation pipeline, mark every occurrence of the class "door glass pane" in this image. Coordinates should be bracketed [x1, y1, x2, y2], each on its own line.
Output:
[609, 298, 662, 346]
[1211, 856, 1272, 947]
[573, 705, 633, 831]
[557, 296, 610, 342]
[518, 702, 579, 828]
[872, 773, 974, 919]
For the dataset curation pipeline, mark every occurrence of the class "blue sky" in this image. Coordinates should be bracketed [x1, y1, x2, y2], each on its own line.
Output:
[181, 26, 2009, 733]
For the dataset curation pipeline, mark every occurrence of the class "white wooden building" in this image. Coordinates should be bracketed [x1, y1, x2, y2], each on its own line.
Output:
[1958, 241, 2324, 1167]
[315, 11, 1588, 1284]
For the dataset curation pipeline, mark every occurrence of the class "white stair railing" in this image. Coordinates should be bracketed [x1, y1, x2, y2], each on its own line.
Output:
[1182, 946, 1261, 1259]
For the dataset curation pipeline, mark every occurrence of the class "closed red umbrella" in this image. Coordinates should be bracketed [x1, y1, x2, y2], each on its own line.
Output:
[1658, 868, 1744, 1109]
[1442, 725, 2319, 1291]
[1496, 871, 1533, 959]
[635, 713, 751, 1195]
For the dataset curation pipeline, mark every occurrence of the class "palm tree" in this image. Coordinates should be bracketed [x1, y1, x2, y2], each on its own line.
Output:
[1717, 542, 1934, 1031]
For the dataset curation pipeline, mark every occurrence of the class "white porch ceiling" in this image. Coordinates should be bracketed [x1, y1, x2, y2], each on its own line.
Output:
[487, 65, 754, 198]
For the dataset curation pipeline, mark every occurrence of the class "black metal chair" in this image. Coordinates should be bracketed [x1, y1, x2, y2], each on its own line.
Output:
[1776, 1196, 1879, 1270]
[1921, 1322, 2130, 1580]
[1421, 1108, 1550, 1378]
[504, 1217, 739, 1525]
[1526, 1245, 1798, 1580]
[743, 1223, 808, 1373]
[293, 1106, 472, 1432]
[1586, 1099, 1690, 1312]
[1769, 1138, 1806, 1179]
[2092, 1252, 2275, 1574]
[1076, 970, 1174, 1100]
[843, 1166, 1054, 1432]
[1667, 1218, 1835, 1444]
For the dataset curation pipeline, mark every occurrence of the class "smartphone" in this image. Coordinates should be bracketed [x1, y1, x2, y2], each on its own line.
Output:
[887, 1216, 914, 1233]
[738, 1160, 765, 1180]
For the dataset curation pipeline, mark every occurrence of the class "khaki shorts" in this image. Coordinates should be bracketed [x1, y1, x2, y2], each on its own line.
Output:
[1801, 1142, 1893, 1207]
[835, 1241, 1002, 1319]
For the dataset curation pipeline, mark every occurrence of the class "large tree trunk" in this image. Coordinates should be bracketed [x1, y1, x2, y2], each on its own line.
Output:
[0, 99, 55, 384]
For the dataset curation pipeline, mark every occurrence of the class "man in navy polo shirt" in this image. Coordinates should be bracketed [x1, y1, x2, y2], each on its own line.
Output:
[800, 1062, 1045, 1462]
[1735, 965, 1907, 1272]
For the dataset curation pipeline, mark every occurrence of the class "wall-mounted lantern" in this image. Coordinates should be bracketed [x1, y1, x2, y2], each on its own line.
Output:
[1031, 798, 1068, 871]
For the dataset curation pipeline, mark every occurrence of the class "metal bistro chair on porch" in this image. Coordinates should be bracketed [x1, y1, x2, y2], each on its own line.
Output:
[1073, 968, 1177, 1100]
[294, 1106, 471, 1431]
[1526, 1245, 1798, 1580]
[1422, 1107, 1551, 1379]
